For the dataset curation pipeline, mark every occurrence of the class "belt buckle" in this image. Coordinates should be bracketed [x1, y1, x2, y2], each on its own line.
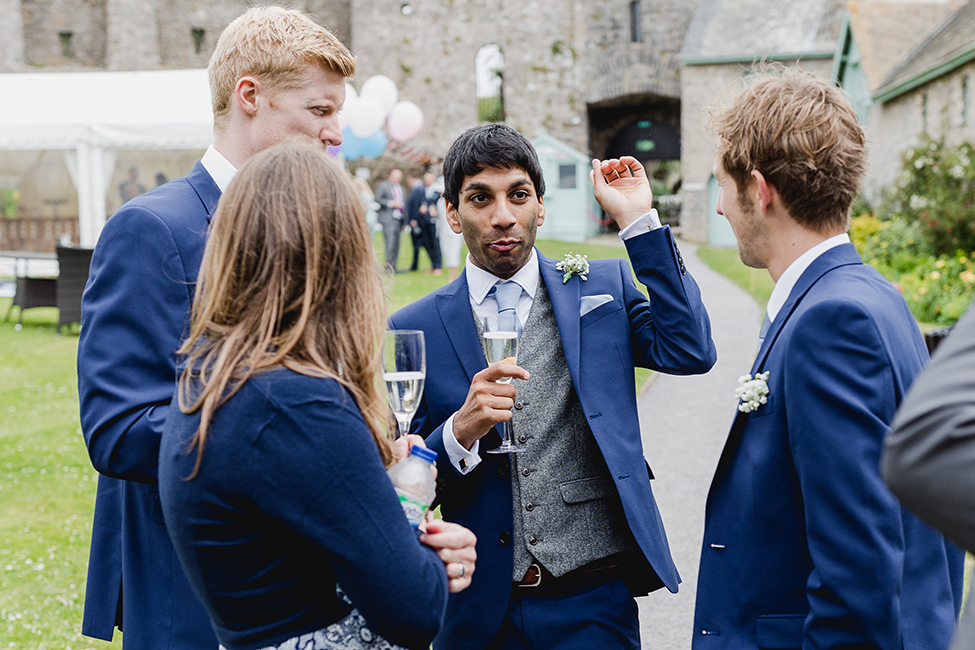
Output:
[519, 563, 543, 588]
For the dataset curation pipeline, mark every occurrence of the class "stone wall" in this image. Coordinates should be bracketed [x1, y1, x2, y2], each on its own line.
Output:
[864, 61, 975, 200]
[6, 0, 352, 72]
[22, 0, 108, 69]
[0, 0, 25, 70]
[351, 0, 591, 155]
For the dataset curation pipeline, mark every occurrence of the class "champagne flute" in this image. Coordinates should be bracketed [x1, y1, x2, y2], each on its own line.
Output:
[383, 330, 426, 439]
[483, 312, 523, 454]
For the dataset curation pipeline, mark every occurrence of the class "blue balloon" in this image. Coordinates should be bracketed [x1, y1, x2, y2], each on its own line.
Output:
[341, 127, 364, 160]
[360, 131, 388, 159]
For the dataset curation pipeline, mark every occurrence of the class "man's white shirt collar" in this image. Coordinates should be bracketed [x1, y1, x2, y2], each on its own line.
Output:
[767, 233, 850, 322]
[464, 248, 540, 304]
[200, 146, 237, 194]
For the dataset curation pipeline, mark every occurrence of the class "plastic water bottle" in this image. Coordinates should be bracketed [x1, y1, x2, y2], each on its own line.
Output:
[386, 446, 437, 529]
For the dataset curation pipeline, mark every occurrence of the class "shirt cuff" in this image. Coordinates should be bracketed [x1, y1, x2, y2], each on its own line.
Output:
[443, 414, 481, 475]
[618, 209, 662, 241]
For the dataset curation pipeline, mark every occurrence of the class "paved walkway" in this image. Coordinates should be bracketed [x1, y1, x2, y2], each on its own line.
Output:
[635, 239, 763, 649]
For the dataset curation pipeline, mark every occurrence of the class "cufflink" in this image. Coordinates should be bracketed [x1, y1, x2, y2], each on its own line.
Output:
[459, 458, 468, 471]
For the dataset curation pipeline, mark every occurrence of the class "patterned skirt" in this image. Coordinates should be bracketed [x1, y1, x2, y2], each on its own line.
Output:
[219, 608, 410, 650]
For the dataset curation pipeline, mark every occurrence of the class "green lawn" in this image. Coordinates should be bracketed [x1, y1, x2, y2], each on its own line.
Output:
[0, 234, 645, 647]
[696, 245, 774, 309]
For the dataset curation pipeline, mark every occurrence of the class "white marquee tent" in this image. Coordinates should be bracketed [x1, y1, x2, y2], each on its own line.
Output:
[0, 69, 213, 246]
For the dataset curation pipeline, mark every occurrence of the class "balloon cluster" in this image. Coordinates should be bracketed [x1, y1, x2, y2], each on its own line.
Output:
[334, 75, 425, 160]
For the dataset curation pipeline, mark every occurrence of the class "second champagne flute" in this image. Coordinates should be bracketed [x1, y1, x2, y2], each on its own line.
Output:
[382, 330, 426, 439]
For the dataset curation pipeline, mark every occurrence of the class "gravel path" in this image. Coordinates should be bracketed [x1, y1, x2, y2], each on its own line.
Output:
[635, 239, 763, 649]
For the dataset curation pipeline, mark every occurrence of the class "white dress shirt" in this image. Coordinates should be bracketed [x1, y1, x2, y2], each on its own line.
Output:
[766, 233, 851, 323]
[200, 146, 237, 194]
[443, 209, 662, 473]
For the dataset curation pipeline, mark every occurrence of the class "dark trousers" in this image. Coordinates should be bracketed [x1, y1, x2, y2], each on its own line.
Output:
[410, 220, 442, 271]
[487, 577, 640, 650]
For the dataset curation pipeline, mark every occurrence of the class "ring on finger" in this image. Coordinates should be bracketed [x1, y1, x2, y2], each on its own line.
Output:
[457, 562, 466, 578]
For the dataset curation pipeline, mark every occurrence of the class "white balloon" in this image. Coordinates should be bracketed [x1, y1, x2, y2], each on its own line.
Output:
[360, 75, 399, 115]
[387, 101, 425, 141]
[338, 95, 358, 130]
[350, 97, 387, 138]
[345, 82, 358, 104]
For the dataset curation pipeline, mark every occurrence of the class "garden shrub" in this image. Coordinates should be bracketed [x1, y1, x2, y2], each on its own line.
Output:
[881, 136, 975, 256]
[849, 214, 933, 277]
[899, 252, 975, 325]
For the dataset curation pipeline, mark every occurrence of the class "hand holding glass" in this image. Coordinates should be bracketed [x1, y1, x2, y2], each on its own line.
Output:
[483, 313, 523, 454]
[383, 330, 426, 439]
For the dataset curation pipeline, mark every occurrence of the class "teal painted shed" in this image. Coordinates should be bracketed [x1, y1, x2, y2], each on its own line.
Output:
[531, 131, 600, 243]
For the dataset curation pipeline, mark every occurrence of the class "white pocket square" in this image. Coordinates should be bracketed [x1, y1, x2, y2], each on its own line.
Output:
[580, 294, 615, 317]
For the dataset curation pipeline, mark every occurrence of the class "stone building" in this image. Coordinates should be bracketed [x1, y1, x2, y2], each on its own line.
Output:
[835, 0, 975, 199]
[2, 0, 708, 249]
[2, 4, 696, 171]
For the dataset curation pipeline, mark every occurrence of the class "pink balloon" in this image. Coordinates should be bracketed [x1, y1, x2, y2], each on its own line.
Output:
[387, 101, 425, 141]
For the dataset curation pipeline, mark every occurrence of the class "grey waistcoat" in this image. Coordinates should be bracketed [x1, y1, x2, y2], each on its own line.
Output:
[476, 278, 632, 580]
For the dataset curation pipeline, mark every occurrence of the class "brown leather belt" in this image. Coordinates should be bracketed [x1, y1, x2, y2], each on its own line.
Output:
[515, 555, 625, 593]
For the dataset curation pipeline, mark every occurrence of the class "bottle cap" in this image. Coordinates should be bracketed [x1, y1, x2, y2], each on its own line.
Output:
[410, 446, 438, 464]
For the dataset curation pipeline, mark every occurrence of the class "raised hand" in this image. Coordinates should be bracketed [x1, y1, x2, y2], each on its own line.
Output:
[590, 156, 654, 230]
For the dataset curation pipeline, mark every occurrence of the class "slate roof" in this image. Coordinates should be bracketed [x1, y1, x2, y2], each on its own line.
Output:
[681, 0, 845, 62]
[846, 1, 963, 91]
[875, 0, 975, 97]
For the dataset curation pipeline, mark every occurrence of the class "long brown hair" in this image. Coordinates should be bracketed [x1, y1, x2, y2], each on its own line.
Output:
[178, 141, 391, 476]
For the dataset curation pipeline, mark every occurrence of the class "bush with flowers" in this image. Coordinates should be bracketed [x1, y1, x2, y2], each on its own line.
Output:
[898, 252, 975, 325]
[850, 213, 973, 326]
[880, 136, 975, 256]
[846, 137, 975, 326]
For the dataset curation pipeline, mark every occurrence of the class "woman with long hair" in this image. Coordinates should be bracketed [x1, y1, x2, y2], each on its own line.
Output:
[159, 142, 475, 650]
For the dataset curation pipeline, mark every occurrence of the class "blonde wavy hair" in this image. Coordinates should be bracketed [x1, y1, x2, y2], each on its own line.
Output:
[208, 6, 356, 130]
[178, 141, 391, 477]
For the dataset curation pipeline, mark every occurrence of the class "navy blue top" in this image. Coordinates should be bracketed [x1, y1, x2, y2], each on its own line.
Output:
[159, 368, 448, 650]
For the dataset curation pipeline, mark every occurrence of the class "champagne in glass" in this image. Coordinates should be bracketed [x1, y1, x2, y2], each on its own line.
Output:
[382, 330, 426, 439]
[483, 312, 523, 454]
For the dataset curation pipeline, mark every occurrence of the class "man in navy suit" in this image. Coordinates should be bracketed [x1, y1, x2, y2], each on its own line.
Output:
[694, 67, 962, 649]
[77, 7, 355, 648]
[390, 123, 716, 649]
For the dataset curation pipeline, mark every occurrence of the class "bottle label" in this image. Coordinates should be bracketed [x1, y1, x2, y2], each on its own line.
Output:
[396, 489, 430, 529]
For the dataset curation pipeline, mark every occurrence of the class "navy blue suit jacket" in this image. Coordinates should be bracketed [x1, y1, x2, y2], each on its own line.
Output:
[390, 227, 716, 650]
[78, 161, 220, 648]
[694, 244, 962, 649]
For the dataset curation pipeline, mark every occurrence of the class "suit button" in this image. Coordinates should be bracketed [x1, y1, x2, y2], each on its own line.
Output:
[518, 434, 528, 443]
[514, 399, 524, 409]
[498, 464, 508, 477]
[529, 535, 538, 545]
[522, 468, 531, 477]
[499, 532, 511, 545]
[525, 502, 534, 512]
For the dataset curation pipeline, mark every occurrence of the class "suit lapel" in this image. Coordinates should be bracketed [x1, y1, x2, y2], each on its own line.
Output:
[435, 274, 488, 382]
[708, 243, 864, 505]
[185, 161, 222, 224]
[538, 252, 581, 384]
[751, 243, 863, 373]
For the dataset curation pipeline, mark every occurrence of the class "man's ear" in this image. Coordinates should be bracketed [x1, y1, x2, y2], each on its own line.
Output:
[446, 202, 463, 234]
[536, 195, 545, 227]
[750, 169, 775, 213]
[234, 76, 261, 117]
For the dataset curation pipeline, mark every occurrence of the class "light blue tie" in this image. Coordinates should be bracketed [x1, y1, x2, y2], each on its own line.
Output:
[488, 281, 523, 333]
[758, 313, 771, 346]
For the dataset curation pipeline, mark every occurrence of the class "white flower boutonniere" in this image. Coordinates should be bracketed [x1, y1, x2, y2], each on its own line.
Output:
[556, 252, 589, 284]
[735, 371, 770, 413]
